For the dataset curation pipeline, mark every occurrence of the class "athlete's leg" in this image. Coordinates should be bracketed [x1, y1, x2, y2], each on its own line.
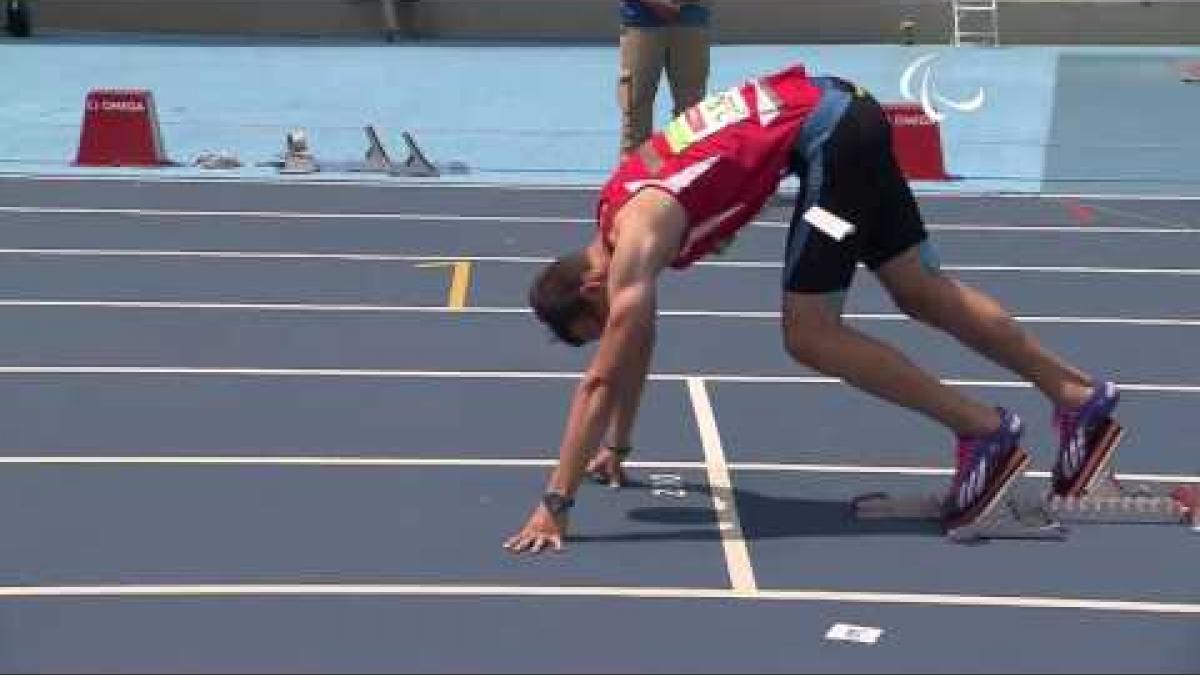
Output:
[783, 78, 1029, 528]
[781, 80, 1000, 437]
[781, 291, 999, 437]
[875, 245, 1093, 410]
[865, 129, 1094, 411]
[862, 98, 1119, 499]
[780, 269, 1027, 530]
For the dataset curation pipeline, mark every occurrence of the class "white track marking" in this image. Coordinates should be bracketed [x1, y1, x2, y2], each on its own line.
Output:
[0, 456, 1193, 485]
[687, 378, 757, 592]
[0, 583, 1196, 614]
[0, 300, 1195, 327]
[3, 173, 1200, 201]
[0, 366, 1195, 392]
[0, 246, 1195, 275]
[0, 206, 1195, 234]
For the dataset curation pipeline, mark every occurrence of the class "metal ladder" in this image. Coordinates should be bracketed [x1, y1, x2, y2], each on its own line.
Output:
[952, 0, 1000, 46]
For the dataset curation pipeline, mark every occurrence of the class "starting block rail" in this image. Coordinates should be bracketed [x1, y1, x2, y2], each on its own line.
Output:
[853, 420, 1199, 542]
[855, 480, 1197, 542]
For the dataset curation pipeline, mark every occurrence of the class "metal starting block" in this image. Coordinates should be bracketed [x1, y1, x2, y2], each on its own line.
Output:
[854, 485, 1069, 542]
[390, 129, 439, 177]
[361, 124, 394, 173]
[262, 125, 469, 176]
[357, 125, 470, 177]
[855, 475, 1198, 543]
[853, 420, 1199, 542]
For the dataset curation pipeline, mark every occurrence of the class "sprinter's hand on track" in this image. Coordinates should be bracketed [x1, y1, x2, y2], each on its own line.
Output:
[587, 446, 629, 489]
[503, 504, 567, 554]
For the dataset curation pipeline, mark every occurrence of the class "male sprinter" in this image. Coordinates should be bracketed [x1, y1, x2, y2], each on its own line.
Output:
[503, 63, 1121, 554]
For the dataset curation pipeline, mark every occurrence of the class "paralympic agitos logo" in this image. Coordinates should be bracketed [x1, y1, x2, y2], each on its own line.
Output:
[899, 53, 985, 122]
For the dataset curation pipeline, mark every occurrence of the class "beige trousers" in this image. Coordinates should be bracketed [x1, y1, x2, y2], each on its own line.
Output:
[617, 24, 710, 154]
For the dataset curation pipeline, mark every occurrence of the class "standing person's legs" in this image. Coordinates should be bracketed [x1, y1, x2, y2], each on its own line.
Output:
[663, 24, 709, 116]
[618, 26, 667, 154]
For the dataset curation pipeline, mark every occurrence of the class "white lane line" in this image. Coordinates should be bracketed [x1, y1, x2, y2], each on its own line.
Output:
[1085, 202, 1197, 230]
[927, 225, 1196, 233]
[687, 377, 757, 593]
[0, 248, 535, 262]
[0, 300, 532, 313]
[0, 175, 600, 189]
[5, 173, 1200, 201]
[0, 583, 1197, 614]
[730, 463, 1200, 484]
[0, 367, 1196, 392]
[0, 456, 562, 467]
[0, 207, 1195, 234]
[944, 265, 1200, 276]
[0, 300, 1195, 327]
[0, 208, 594, 223]
[0, 455, 1194, 485]
[0, 247, 1197, 276]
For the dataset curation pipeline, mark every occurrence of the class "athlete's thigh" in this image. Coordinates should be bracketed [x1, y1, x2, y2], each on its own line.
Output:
[781, 206, 859, 294]
[860, 150, 930, 273]
[781, 140, 870, 294]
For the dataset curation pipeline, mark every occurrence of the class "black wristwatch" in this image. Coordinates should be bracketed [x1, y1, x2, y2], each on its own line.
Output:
[541, 491, 575, 516]
[607, 444, 633, 459]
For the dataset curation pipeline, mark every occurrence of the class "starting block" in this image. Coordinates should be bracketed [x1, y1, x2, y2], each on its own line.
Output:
[355, 125, 436, 176]
[265, 125, 470, 177]
[393, 130, 440, 177]
[853, 420, 1199, 542]
[361, 124, 394, 173]
[357, 125, 472, 177]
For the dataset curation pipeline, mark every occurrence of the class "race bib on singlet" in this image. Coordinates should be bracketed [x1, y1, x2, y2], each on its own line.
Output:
[664, 86, 751, 154]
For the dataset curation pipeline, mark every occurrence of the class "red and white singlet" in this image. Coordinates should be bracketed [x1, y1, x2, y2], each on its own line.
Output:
[597, 64, 826, 268]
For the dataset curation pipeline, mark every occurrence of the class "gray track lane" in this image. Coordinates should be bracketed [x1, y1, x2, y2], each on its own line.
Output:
[0, 376, 701, 461]
[0, 372, 1192, 476]
[0, 308, 1192, 382]
[0, 464, 725, 587]
[0, 464, 1193, 672]
[0, 179, 603, 218]
[733, 471, 1199, 601]
[0, 256, 1197, 319]
[3, 596, 1196, 674]
[2, 211, 1199, 268]
[710, 382, 1199, 476]
[1, 180, 1198, 673]
[0, 461, 1194, 672]
[2, 175, 1198, 225]
[657, 267, 1200, 318]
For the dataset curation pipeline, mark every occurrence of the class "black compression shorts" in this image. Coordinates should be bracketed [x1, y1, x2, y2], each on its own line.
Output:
[782, 77, 930, 294]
